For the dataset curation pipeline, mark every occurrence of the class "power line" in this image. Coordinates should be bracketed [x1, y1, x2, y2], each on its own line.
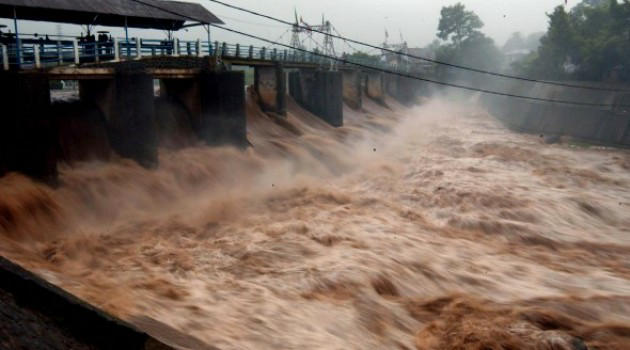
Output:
[205, 0, 630, 93]
[210, 25, 629, 109]
[124, 0, 628, 108]
[213, 13, 287, 28]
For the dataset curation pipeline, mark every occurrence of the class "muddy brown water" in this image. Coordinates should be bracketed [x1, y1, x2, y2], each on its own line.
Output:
[1, 92, 629, 349]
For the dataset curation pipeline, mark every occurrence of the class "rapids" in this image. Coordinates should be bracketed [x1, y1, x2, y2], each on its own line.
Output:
[1, 90, 629, 349]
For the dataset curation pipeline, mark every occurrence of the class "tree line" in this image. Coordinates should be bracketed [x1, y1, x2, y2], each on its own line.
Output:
[435, 0, 630, 83]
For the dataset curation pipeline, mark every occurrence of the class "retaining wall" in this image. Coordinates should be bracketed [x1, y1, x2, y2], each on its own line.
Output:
[483, 79, 630, 147]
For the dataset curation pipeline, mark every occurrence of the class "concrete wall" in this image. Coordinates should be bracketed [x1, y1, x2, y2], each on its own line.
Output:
[342, 69, 362, 110]
[364, 71, 385, 104]
[394, 75, 419, 106]
[80, 70, 158, 168]
[0, 72, 57, 184]
[289, 70, 343, 127]
[160, 78, 203, 133]
[483, 79, 630, 146]
[384, 73, 398, 99]
[0, 256, 176, 350]
[198, 71, 248, 147]
[254, 63, 286, 116]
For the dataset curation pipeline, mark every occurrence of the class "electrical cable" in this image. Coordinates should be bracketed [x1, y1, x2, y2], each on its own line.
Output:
[124, 0, 629, 108]
[205, 0, 630, 93]
[211, 24, 629, 108]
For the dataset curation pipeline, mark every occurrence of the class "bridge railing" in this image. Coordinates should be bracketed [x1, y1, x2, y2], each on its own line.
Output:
[0, 36, 415, 74]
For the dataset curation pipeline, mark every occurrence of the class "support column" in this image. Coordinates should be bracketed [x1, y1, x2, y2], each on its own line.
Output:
[79, 70, 158, 167]
[161, 71, 247, 147]
[385, 73, 398, 98]
[342, 69, 362, 110]
[289, 69, 343, 127]
[0, 72, 57, 183]
[364, 71, 386, 104]
[199, 70, 247, 147]
[254, 63, 286, 116]
[394, 75, 417, 106]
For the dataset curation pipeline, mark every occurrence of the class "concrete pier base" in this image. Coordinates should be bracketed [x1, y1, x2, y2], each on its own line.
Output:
[394, 75, 417, 106]
[385, 73, 398, 100]
[342, 69, 362, 110]
[160, 71, 247, 147]
[0, 72, 57, 184]
[254, 63, 286, 116]
[364, 71, 386, 105]
[79, 70, 158, 167]
[199, 71, 248, 146]
[289, 70, 343, 127]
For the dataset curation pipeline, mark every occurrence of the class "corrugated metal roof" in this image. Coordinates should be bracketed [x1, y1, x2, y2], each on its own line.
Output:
[0, 0, 223, 30]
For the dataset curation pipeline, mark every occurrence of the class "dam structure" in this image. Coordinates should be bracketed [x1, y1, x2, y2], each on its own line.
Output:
[4, 2, 629, 350]
[0, 1, 423, 185]
[0, 0, 425, 347]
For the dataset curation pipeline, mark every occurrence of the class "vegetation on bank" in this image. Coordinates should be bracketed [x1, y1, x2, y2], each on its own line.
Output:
[342, 0, 629, 84]
[434, 0, 630, 83]
[514, 0, 630, 82]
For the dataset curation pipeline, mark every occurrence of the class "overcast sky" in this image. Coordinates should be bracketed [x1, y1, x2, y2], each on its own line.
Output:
[0, 0, 572, 51]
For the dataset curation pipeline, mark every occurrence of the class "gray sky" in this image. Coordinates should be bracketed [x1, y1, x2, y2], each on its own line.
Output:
[0, 0, 571, 51]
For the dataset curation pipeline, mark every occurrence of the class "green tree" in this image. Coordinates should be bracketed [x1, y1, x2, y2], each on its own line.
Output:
[512, 0, 630, 82]
[503, 32, 525, 52]
[434, 3, 502, 81]
[437, 3, 484, 48]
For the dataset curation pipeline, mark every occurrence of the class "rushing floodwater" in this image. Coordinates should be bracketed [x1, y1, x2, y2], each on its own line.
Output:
[1, 91, 629, 349]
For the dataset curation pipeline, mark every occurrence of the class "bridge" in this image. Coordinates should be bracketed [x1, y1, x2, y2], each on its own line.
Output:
[0, 34, 410, 72]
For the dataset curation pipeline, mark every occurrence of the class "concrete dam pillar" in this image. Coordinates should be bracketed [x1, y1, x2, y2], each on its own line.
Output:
[342, 69, 362, 110]
[0, 72, 57, 183]
[364, 71, 385, 104]
[254, 63, 286, 116]
[80, 70, 158, 168]
[198, 70, 247, 147]
[289, 70, 343, 127]
[385, 73, 398, 99]
[394, 75, 417, 106]
[160, 71, 247, 148]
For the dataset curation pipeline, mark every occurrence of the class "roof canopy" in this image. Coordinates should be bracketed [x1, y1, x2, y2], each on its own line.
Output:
[0, 0, 223, 30]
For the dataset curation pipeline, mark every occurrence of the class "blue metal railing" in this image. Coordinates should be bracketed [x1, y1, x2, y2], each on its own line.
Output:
[1, 35, 415, 74]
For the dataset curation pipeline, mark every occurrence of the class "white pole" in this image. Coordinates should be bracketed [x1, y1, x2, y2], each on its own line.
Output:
[135, 38, 141, 59]
[17, 39, 23, 65]
[113, 37, 120, 62]
[34, 45, 40, 68]
[1, 45, 8, 70]
[13, 6, 21, 68]
[173, 38, 179, 56]
[196, 38, 201, 57]
[57, 40, 62, 65]
[72, 39, 79, 64]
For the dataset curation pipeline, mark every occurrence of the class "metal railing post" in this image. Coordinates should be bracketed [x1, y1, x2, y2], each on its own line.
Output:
[95, 43, 99, 62]
[196, 39, 201, 57]
[261, 47, 265, 60]
[174, 38, 179, 56]
[235, 44, 240, 58]
[1, 45, 8, 70]
[34, 45, 41, 68]
[135, 38, 141, 59]
[221, 42, 226, 56]
[283, 49, 287, 61]
[57, 41, 62, 65]
[17, 39, 23, 65]
[72, 39, 79, 64]
[113, 38, 120, 62]
[248, 45, 253, 59]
